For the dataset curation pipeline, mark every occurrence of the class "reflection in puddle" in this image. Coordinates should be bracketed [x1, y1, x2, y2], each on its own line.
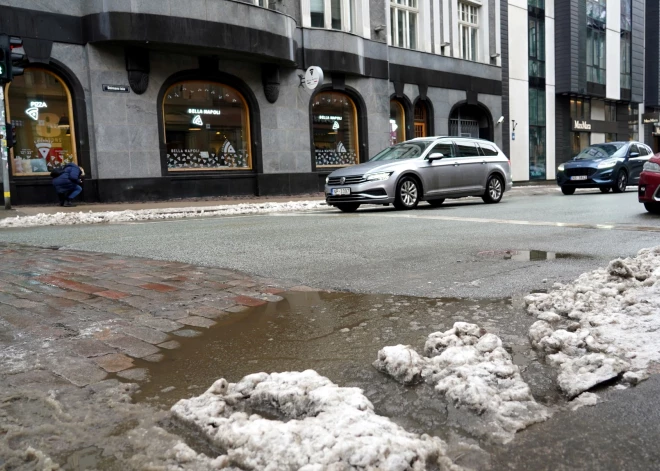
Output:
[477, 250, 591, 261]
[132, 291, 560, 445]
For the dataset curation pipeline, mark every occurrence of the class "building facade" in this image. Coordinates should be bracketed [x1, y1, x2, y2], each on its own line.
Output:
[0, 0, 503, 204]
[504, 0, 647, 183]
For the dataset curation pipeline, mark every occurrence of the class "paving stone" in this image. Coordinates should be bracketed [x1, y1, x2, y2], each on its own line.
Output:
[140, 282, 178, 293]
[122, 326, 170, 345]
[117, 368, 150, 381]
[103, 335, 160, 358]
[93, 353, 135, 373]
[142, 353, 165, 362]
[96, 290, 131, 300]
[187, 305, 228, 319]
[153, 310, 188, 320]
[7, 369, 70, 387]
[262, 287, 286, 295]
[232, 295, 268, 307]
[227, 280, 257, 288]
[177, 316, 217, 328]
[224, 305, 251, 313]
[288, 285, 320, 292]
[135, 315, 182, 333]
[171, 329, 203, 338]
[71, 339, 118, 358]
[158, 340, 181, 350]
[262, 294, 285, 302]
[51, 357, 108, 387]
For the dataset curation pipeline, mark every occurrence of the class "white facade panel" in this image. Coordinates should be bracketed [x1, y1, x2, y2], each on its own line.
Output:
[481, 0, 490, 64]
[545, 16, 555, 86]
[606, 29, 621, 100]
[509, 79, 530, 181]
[433, 0, 441, 53]
[546, 84, 556, 179]
[421, 0, 433, 52]
[508, 3, 528, 81]
[591, 133, 606, 144]
[606, 0, 620, 32]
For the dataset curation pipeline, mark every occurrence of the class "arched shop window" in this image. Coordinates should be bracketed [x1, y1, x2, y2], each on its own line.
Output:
[312, 91, 359, 167]
[163, 81, 251, 171]
[6, 68, 77, 176]
[390, 99, 406, 145]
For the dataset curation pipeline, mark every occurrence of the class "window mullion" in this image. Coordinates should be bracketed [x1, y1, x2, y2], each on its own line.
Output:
[324, 0, 331, 29]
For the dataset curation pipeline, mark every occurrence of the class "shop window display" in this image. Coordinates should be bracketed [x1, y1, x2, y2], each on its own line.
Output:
[390, 100, 406, 145]
[7, 68, 77, 176]
[312, 91, 359, 167]
[163, 81, 251, 171]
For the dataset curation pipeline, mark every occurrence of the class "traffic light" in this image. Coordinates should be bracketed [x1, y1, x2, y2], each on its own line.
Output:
[0, 34, 27, 81]
[9, 36, 27, 78]
[5, 123, 16, 148]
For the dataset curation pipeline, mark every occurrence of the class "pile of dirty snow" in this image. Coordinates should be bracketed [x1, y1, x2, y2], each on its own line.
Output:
[527, 246, 660, 398]
[0, 201, 325, 228]
[373, 322, 549, 443]
[171, 370, 462, 471]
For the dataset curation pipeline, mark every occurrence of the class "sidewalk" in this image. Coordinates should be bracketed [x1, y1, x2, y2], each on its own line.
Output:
[0, 185, 558, 220]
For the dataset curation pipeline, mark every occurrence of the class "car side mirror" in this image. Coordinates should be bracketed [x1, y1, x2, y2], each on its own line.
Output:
[428, 152, 444, 161]
[630, 152, 640, 158]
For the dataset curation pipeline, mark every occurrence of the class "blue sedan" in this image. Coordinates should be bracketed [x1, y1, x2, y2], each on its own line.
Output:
[556, 141, 653, 195]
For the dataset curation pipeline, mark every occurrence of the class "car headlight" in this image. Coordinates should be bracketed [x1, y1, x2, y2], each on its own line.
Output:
[597, 159, 617, 169]
[557, 164, 565, 172]
[366, 172, 393, 182]
[325, 176, 330, 184]
[643, 161, 660, 173]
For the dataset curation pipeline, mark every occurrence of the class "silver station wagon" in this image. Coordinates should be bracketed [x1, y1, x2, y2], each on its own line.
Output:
[325, 137, 513, 212]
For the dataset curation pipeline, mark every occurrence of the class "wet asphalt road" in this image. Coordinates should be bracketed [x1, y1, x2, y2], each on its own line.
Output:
[0, 188, 658, 299]
[2, 188, 660, 470]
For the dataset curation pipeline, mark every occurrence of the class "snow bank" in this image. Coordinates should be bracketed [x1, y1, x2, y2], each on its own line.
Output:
[526, 246, 660, 397]
[373, 322, 549, 443]
[0, 201, 325, 228]
[171, 370, 462, 471]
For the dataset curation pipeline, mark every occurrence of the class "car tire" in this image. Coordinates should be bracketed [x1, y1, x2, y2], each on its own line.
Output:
[482, 175, 504, 204]
[335, 203, 360, 213]
[561, 186, 576, 195]
[644, 203, 660, 215]
[428, 198, 445, 207]
[612, 170, 628, 193]
[393, 176, 420, 210]
[599, 187, 611, 193]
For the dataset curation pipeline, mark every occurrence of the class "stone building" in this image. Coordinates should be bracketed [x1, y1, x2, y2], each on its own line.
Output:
[0, 0, 503, 204]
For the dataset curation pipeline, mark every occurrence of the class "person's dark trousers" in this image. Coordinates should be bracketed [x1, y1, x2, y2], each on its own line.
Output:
[57, 192, 67, 206]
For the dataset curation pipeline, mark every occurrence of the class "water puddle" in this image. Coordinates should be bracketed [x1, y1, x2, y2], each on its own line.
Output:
[132, 291, 560, 444]
[477, 250, 591, 261]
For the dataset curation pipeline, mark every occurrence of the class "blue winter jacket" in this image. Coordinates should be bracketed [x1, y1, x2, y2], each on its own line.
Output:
[52, 163, 82, 193]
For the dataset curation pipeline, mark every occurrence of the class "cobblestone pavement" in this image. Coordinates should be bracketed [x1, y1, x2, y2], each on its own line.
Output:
[0, 243, 319, 386]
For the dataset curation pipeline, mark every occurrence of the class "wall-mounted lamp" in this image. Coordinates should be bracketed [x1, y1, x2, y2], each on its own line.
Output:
[496, 116, 504, 125]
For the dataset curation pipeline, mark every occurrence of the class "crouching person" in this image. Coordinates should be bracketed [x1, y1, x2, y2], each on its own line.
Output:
[51, 163, 84, 207]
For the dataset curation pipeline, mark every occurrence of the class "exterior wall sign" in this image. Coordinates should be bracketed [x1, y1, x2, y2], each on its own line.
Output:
[642, 112, 660, 124]
[572, 120, 592, 131]
[191, 115, 204, 126]
[318, 115, 342, 121]
[304, 66, 324, 90]
[188, 108, 222, 115]
[102, 84, 130, 93]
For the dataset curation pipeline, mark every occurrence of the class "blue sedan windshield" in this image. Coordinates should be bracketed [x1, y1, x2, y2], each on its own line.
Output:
[575, 143, 626, 160]
[370, 141, 434, 161]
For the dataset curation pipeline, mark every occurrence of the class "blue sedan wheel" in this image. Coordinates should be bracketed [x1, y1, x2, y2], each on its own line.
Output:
[612, 170, 628, 193]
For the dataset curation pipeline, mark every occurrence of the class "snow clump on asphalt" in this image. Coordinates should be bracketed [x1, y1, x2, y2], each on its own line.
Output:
[526, 246, 660, 398]
[373, 322, 550, 443]
[0, 201, 325, 228]
[171, 369, 462, 471]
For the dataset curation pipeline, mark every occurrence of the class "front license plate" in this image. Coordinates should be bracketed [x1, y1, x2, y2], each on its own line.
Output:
[331, 188, 351, 196]
[570, 176, 588, 181]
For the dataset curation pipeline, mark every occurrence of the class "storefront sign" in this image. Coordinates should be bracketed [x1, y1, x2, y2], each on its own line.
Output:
[102, 84, 130, 93]
[25, 101, 47, 121]
[572, 120, 592, 131]
[642, 112, 660, 124]
[191, 115, 204, 126]
[318, 115, 342, 121]
[188, 108, 222, 115]
[304, 66, 324, 90]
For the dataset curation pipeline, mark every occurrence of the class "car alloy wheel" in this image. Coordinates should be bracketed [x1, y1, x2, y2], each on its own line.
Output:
[482, 175, 503, 203]
[394, 177, 420, 210]
[613, 171, 628, 193]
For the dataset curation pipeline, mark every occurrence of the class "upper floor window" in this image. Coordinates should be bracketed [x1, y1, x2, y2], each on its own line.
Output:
[528, 0, 544, 8]
[458, 2, 479, 61]
[390, 0, 418, 49]
[605, 102, 617, 122]
[254, 0, 268, 7]
[587, 26, 606, 84]
[311, 0, 353, 32]
[528, 14, 545, 78]
[620, 0, 632, 89]
[587, 0, 606, 24]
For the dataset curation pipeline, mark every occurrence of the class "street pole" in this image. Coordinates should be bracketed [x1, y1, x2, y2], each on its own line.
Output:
[0, 84, 9, 210]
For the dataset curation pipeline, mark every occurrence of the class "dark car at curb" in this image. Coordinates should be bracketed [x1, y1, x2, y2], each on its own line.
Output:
[324, 137, 513, 212]
[556, 141, 653, 195]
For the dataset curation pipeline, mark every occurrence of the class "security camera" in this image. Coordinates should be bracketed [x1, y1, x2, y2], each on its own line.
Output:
[496, 116, 504, 125]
